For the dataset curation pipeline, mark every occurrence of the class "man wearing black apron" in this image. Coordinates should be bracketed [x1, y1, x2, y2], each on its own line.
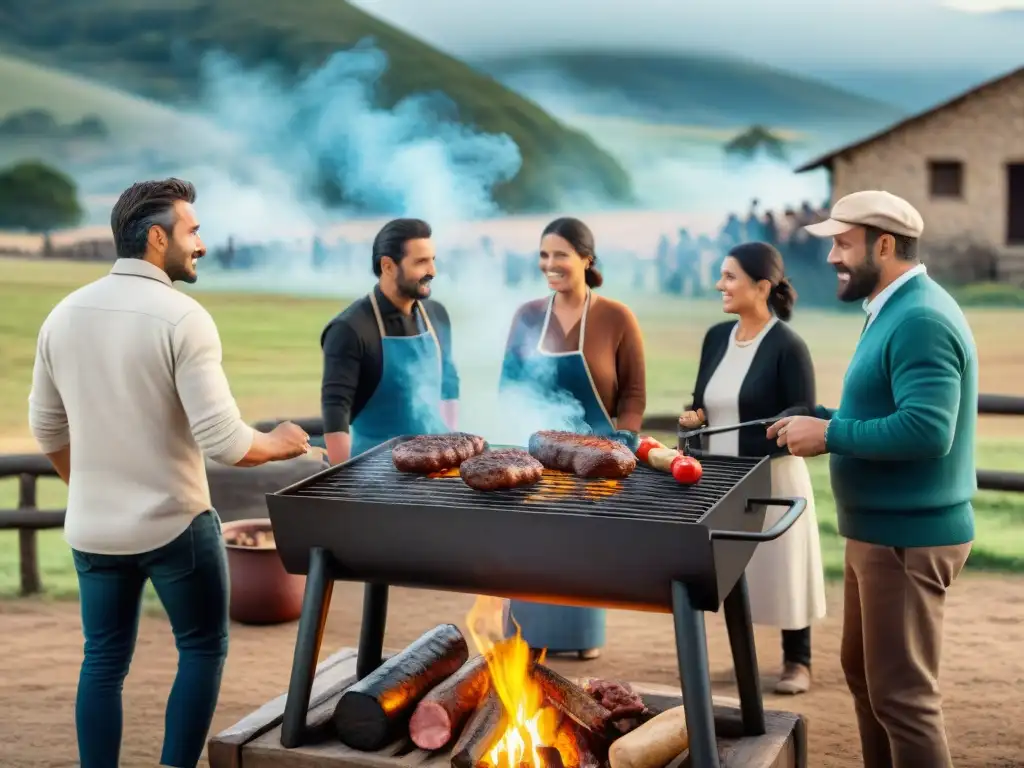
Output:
[319, 218, 460, 464]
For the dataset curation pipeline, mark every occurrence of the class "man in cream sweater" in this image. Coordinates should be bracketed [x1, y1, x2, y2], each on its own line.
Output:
[28, 178, 310, 768]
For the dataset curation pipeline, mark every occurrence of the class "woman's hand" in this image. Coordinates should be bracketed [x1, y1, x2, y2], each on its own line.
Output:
[678, 408, 706, 429]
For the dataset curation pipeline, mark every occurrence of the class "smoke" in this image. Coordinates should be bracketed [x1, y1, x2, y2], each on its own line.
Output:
[66, 41, 830, 446]
[170, 41, 591, 445]
[174, 40, 522, 245]
[411, 343, 588, 447]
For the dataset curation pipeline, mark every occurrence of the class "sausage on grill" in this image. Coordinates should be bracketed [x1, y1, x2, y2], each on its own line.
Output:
[392, 433, 487, 474]
[459, 449, 544, 491]
[527, 431, 637, 479]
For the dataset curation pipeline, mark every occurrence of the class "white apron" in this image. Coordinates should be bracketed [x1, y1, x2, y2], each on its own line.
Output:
[746, 455, 827, 629]
[704, 319, 827, 630]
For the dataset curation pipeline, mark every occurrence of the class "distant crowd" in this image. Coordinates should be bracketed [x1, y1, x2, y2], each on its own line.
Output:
[648, 198, 836, 306]
[205, 198, 839, 305]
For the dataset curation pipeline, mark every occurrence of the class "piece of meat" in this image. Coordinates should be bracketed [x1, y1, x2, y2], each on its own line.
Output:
[583, 678, 650, 735]
[409, 654, 491, 750]
[392, 433, 486, 474]
[528, 431, 637, 479]
[459, 449, 544, 491]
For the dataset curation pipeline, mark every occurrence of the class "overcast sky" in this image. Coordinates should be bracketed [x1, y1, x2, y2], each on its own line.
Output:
[351, 0, 1023, 75]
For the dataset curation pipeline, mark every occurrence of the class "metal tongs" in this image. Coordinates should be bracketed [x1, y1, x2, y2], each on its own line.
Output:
[676, 407, 809, 456]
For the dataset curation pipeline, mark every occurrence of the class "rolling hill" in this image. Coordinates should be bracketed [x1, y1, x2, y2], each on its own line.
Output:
[475, 51, 905, 134]
[0, 0, 633, 213]
[0, 52, 213, 143]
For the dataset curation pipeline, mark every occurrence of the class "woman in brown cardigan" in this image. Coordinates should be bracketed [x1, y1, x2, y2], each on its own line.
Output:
[498, 216, 646, 659]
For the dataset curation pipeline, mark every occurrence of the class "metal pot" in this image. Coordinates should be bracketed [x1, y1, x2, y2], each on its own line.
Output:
[222, 518, 305, 625]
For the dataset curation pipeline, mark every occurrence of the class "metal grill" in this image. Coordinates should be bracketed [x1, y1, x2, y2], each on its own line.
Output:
[271, 436, 807, 768]
[289, 445, 762, 524]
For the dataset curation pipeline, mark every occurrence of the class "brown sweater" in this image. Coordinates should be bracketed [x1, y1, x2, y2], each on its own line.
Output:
[502, 293, 647, 432]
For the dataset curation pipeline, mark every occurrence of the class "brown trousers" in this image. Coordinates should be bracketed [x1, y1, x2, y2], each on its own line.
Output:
[841, 538, 971, 768]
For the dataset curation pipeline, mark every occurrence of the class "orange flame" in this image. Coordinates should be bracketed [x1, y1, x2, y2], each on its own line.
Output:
[467, 596, 567, 768]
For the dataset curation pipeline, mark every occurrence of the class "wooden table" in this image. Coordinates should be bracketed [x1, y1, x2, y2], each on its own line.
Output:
[208, 647, 807, 768]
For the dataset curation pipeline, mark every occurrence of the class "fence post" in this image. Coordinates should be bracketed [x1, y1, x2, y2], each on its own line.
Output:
[17, 473, 42, 596]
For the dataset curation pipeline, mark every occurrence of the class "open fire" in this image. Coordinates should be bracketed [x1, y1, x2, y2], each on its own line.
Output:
[328, 608, 674, 768]
[467, 596, 573, 768]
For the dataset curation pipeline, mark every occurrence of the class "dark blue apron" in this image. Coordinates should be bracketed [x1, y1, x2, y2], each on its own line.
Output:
[500, 291, 611, 652]
[349, 292, 447, 457]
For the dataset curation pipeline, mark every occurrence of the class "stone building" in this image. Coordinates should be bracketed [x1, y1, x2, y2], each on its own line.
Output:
[796, 65, 1024, 285]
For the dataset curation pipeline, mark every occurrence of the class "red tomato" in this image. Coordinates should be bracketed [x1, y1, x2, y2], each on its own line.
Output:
[636, 436, 660, 462]
[671, 455, 703, 484]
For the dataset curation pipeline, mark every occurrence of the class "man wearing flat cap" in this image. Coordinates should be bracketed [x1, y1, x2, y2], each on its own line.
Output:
[767, 190, 976, 767]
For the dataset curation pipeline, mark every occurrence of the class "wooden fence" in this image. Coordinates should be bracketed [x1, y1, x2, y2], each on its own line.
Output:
[2, 394, 1022, 596]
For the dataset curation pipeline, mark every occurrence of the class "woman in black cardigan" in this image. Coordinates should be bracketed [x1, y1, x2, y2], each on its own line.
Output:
[681, 241, 826, 695]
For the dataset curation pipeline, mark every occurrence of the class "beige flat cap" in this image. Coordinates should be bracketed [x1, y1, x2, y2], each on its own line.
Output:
[805, 190, 924, 238]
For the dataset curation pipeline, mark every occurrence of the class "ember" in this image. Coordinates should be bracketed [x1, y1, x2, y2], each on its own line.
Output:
[428, 468, 462, 479]
[467, 597, 574, 768]
[425, 464, 622, 500]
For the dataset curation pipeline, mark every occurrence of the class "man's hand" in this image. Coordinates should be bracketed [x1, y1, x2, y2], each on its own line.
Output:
[268, 421, 310, 460]
[679, 408, 706, 429]
[766, 415, 828, 458]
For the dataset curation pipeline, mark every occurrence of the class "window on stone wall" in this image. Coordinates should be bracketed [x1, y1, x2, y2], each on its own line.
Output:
[928, 160, 964, 199]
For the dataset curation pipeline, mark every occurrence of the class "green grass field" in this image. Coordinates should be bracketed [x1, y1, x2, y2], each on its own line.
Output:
[1, 257, 1022, 598]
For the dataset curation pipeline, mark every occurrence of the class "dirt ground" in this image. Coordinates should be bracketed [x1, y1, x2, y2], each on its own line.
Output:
[1, 576, 1022, 768]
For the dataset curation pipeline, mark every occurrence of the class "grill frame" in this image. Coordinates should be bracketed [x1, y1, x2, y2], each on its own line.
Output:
[270, 434, 809, 768]
[267, 437, 771, 611]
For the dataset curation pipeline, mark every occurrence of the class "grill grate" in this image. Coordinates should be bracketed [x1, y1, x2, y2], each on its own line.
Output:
[286, 445, 762, 524]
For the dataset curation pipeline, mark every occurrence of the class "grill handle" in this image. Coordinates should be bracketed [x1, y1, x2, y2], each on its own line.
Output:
[707, 497, 807, 542]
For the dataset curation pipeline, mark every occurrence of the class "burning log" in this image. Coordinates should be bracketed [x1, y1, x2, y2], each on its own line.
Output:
[333, 624, 469, 751]
[536, 746, 565, 768]
[531, 664, 612, 736]
[554, 713, 607, 768]
[451, 689, 507, 768]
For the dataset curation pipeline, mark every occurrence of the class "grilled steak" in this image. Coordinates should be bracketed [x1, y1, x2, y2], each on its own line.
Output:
[460, 449, 544, 491]
[392, 433, 487, 474]
[528, 431, 637, 479]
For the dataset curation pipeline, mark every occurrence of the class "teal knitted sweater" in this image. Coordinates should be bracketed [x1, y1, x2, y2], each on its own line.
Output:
[819, 275, 977, 548]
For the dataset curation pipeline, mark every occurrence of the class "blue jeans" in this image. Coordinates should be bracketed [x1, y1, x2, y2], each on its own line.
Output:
[72, 510, 230, 768]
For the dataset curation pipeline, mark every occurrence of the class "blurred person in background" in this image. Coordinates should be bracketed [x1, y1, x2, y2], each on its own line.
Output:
[681, 241, 826, 694]
[499, 216, 646, 660]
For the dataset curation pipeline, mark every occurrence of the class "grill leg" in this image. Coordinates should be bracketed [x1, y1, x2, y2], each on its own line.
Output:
[281, 547, 334, 749]
[723, 573, 766, 736]
[671, 580, 720, 768]
[357, 583, 389, 679]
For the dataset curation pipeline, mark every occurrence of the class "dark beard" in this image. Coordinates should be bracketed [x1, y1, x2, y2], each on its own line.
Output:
[837, 255, 880, 303]
[165, 244, 198, 284]
[397, 270, 431, 300]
